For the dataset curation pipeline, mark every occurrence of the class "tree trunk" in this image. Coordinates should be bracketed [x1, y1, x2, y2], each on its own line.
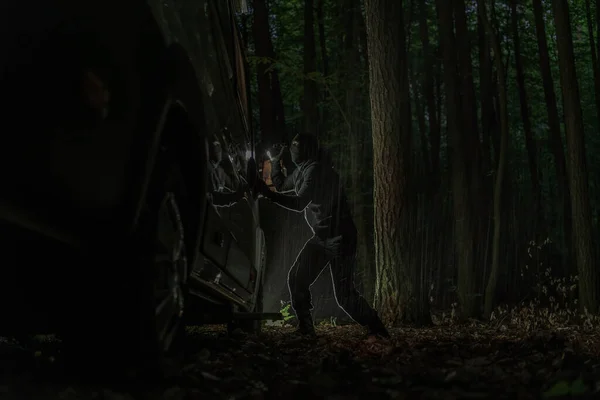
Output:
[532, 0, 571, 271]
[413, 74, 431, 177]
[303, 0, 319, 134]
[453, 0, 480, 175]
[419, 0, 440, 189]
[478, 0, 509, 319]
[453, 0, 488, 309]
[317, 0, 329, 132]
[357, 0, 369, 71]
[343, 0, 375, 302]
[267, 36, 287, 144]
[584, 0, 600, 122]
[435, 0, 477, 319]
[597, 0, 600, 65]
[552, 0, 598, 313]
[476, 3, 496, 297]
[365, 0, 430, 325]
[510, 0, 543, 233]
[252, 0, 275, 146]
[478, 12, 494, 174]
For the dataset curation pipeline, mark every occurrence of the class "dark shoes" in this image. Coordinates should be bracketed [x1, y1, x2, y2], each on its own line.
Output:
[294, 313, 317, 337]
[366, 318, 390, 339]
[292, 312, 390, 339]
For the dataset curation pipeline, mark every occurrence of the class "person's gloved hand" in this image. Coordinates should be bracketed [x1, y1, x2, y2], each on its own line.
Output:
[270, 146, 287, 164]
[234, 184, 249, 201]
[254, 178, 272, 198]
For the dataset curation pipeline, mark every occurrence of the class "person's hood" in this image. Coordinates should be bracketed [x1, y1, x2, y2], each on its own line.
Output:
[290, 134, 318, 165]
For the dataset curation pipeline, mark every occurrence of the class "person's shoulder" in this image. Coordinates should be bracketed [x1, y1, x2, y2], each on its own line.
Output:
[302, 160, 322, 174]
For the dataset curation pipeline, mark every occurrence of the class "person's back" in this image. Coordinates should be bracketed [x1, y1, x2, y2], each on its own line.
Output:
[290, 159, 356, 240]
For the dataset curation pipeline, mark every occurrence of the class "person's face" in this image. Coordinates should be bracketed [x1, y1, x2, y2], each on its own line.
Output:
[290, 135, 302, 164]
[209, 140, 222, 164]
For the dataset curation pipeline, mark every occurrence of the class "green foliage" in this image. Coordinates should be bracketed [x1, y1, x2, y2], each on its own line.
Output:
[543, 378, 588, 397]
[280, 301, 295, 322]
[318, 316, 338, 327]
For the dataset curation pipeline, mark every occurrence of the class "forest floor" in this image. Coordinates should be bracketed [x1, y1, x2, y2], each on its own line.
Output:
[1, 322, 600, 400]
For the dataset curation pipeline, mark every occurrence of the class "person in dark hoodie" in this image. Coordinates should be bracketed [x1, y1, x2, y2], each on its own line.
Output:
[255, 133, 389, 338]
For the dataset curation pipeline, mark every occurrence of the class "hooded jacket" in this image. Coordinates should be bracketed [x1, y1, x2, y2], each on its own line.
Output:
[268, 157, 356, 240]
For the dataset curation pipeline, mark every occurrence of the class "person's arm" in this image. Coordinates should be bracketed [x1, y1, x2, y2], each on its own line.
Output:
[217, 165, 240, 192]
[262, 163, 319, 212]
[269, 146, 296, 192]
[270, 160, 296, 192]
[210, 190, 245, 207]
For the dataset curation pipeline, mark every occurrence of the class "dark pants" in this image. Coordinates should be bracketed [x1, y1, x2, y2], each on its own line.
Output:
[287, 233, 380, 326]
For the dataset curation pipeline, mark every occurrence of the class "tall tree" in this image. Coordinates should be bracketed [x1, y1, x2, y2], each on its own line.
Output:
[478, 0, 509, 319]
[510, 0, 542, 230]
[303, 0, 319, 134]
[341, 0, 376, 300]
[477, 4, 495, 174]
[252, 0, 286, 147]
[419, 0, 441, 189]
[531, 0, 571, 269]
[436, 0, 477, 318]
[584, 0, 600, 122]
[316, 0, 329, 131]
[552, 0, 598, 313]
[365, 0, 430, 324]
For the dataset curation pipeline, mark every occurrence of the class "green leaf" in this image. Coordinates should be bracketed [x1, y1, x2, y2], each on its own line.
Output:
[569, 378, 588, 395]
[543, 381, 570, 398]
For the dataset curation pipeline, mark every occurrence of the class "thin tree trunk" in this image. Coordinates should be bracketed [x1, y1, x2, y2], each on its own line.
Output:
[357, 0, 369, 71]
[436, 0, 477, 319]
[453, 0, 480, 172]
[252, 0, 275, 146]
[584, 0, 600, 121]
[532, 0, 571, 271]
[419, 0, 440, 189]
[344, 0, 375, 303]
[476, 3, 495, 296]
[510, 0, 543, 233]
[597, 0, 600, 64]
[453, 0, 486, 308]
[317, 0, 329, 133]
[478, 13, 494, 173]
[265, 33, 287, 144]
[552, 0, 598, 313]
[303, 0, 319, 134]
[413, 76, 431, 177]
[478, 0, 509, 319]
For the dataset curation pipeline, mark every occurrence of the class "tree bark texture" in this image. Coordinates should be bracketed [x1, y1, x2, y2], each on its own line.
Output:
[436, 0, 477, 319]
[303, 0, 320, 134]
[365, 0, 430, 324]
[552, 0, 598, 313]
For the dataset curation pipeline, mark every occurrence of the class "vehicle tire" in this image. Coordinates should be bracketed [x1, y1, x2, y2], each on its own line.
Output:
[60, 150, 192, 380]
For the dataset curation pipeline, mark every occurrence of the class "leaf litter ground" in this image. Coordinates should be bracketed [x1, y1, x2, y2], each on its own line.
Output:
[1, 323, 600, 399]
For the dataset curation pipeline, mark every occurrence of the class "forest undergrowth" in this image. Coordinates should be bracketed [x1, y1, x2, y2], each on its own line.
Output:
[2, 283, 600, 400]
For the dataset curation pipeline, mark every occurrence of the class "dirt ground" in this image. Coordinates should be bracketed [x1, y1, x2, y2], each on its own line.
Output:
[1, 323, 600, 400]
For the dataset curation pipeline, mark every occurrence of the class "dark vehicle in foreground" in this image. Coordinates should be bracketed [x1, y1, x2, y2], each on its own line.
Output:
[0, 0, 269, 371]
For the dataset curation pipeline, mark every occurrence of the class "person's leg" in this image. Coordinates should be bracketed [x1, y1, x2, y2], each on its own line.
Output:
[287, 238, 330, 335]
[330, 240, 389, 337]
